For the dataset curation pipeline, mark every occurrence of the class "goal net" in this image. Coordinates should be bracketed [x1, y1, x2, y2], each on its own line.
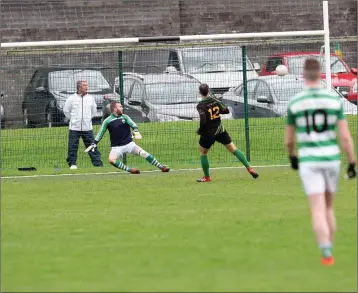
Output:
[0, 3, 356, 172]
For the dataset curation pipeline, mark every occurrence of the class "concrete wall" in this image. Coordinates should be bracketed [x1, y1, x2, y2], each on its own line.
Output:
[1, 0, 356, 42]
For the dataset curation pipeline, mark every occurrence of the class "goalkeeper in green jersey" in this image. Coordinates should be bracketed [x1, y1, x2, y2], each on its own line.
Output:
[285, 58, 356, 266]
[86, 101, 170, 174]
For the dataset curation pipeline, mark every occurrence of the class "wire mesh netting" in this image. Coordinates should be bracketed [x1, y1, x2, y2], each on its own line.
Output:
[0, 38, 356, 171]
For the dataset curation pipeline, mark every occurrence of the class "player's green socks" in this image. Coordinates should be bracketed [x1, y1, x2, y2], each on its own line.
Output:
[233, 148, 250, 168]
[111, 160, 131, 172]
[146, 154, 163, 169]
[200, 154, 210, 177]
[319, 244, 333, 258]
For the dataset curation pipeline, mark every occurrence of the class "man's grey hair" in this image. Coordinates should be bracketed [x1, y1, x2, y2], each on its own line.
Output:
[76, 80, 87, 90]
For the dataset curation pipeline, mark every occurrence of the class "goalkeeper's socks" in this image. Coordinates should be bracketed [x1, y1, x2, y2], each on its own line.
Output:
[200, 154, 210, 177]
[111, 160, 130, 172]
[146, 154, 163, 169]
[233, 148, 250, 168]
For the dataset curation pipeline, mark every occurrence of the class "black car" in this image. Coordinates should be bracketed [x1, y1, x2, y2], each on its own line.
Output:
[22, 68, 113, 128]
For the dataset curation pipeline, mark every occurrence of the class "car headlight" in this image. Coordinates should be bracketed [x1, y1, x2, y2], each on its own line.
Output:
[156, 114, 181, 122]
[353, 83, 357, 93]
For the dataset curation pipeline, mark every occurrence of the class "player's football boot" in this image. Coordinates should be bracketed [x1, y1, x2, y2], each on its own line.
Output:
[196, 176, 211, 182]
[321, 256, 334, 266]
[247, 167, 259, 179]
[161, 166, 170, 172]
[130, 168, 140, 174]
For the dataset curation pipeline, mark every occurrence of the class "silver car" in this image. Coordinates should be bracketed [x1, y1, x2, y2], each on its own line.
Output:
[115, 72, 232, 122]
[222, 75, 357, 119]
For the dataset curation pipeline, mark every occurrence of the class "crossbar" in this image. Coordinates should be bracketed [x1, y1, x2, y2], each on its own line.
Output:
[1, 30, 326, 48]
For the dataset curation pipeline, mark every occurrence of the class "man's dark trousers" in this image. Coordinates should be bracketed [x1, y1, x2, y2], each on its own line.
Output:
[67, 130, 103, 167]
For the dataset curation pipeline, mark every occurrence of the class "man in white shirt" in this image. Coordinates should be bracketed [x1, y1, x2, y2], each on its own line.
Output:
[63, 80, 103, 169]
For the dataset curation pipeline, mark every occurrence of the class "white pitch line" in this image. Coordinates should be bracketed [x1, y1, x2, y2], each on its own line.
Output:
[1, 164, 290, 179]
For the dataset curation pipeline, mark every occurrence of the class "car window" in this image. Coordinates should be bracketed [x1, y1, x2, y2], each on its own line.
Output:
[133, 50, 170, 73]
[168, 51, 180, 71]
[49, 70, 111, 92]
[144, 81, 201, 105]
[266, 58, 283, 72]
[235, 80, 257, 100]
[36, 75, 46, 88]
[181, 47, 254, 73]
[287, 55, 348, 75]
[122, 78, 136, 98]
[29, 71, 41, 87]
[129, 81, 144, 102]
[254, 81, 272, 101]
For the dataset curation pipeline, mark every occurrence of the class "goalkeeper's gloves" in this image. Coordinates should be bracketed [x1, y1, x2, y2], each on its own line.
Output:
[85, 143, 97, 153]
[289, 155, 299, 170]
[347, 162, 356, 179]
[133, 131, 142, 140]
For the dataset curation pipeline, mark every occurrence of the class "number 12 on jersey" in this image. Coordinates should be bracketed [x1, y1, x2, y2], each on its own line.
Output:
[208, 106, 220, 120]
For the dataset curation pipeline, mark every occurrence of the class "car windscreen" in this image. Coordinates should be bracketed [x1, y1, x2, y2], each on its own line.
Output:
[287, 56, 348, 75]
[145, 82, 201, 105]
[181, 47, 253, 73]
[49, 70, 111, 92]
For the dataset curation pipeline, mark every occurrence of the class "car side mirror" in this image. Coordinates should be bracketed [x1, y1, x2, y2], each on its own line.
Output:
[35, 86, 46, 92]
[253, 62, 261, 71]
[257, 96, 270, 103]
[351, 68, 357, 75]
[341, 91, 349, 97]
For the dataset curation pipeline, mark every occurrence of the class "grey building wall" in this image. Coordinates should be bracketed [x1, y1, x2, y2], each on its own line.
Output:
[1, 0, 356, 42]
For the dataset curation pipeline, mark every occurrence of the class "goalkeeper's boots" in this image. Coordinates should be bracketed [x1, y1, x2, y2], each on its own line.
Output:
[247, 167, 259, 179]
[161, 165, 170, 172]
[130, 168, 140, 174]
[321, 256, 334, 266]
[196, 176, 211, 182]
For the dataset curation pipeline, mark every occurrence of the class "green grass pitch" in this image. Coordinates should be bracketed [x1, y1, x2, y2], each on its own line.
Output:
[1, 167, 356, 292]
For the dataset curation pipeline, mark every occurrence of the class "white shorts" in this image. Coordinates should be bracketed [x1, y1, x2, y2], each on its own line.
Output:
[299, 162, 341, 196]
[109, 142, 141, 159]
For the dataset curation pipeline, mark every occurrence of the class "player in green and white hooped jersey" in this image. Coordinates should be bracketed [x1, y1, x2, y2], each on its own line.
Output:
[86, 101, 170, 174]
[285, 58, 356, 266]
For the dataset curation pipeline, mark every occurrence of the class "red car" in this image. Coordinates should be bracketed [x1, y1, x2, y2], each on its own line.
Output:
[260, 52, 357, 100]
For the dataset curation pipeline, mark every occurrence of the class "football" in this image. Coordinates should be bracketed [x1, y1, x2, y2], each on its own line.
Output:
[276, 64, 289, 76]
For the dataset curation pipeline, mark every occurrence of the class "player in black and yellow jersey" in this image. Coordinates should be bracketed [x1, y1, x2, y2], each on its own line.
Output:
[196, 83, 259, 182]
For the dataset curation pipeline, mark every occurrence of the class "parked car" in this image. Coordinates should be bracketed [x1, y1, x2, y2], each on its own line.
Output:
[22, 68, 113, 127]
[123, 46, 260, 95]
[102, 92, 150, 123]
[0, 92, 5, 128]
[112, 72, 232, 122]
[221, 75, 357, 119]
[259, 52, 357, 99]
[347, 81, 357, 104]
